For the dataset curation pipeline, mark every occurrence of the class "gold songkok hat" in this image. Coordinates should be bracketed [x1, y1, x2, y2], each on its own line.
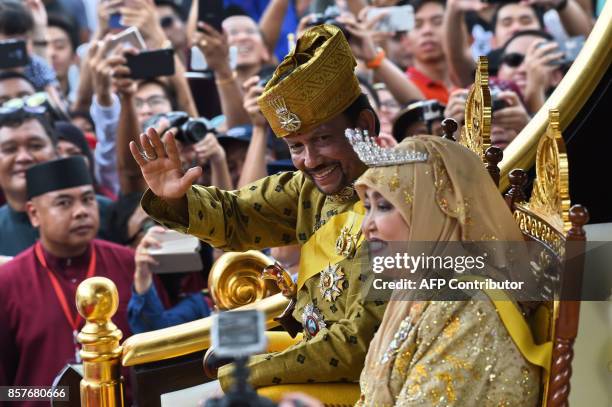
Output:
[258, 24, 361, 138]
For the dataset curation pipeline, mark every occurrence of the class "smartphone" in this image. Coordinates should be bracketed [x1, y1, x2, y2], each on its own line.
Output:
[126, 49, 175, 79]
[190, 45, 208, 71]
[536, 36, 585, 67]
[198, 0, 224, 32]
[0, 39, 30, 69]
[190, 44, 236, 72]
[107, 26, 146, 56]
[367, 5, 415, 33]
[556, 36, 585, 66]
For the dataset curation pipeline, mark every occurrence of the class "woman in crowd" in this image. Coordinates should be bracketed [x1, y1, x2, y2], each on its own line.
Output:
[353, 135, 540, 406]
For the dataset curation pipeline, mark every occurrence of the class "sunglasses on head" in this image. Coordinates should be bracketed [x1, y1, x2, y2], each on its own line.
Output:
[501, 52, 525, 68]
[0, 105, 47, 116]
[1, 92, 48, 110]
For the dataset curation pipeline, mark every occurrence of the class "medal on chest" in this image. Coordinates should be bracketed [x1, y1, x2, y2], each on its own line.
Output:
[335, 226, 358, 258]
[319, 263, 345, 302]
[334, 208, 361, 259]
[301, 303, 326, 338]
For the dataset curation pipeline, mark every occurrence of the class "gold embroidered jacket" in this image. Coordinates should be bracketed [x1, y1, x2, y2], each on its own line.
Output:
[141, 171, 387, 389]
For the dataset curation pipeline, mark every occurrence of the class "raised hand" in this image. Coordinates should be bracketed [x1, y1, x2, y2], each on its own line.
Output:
[193, 22, 231, 74]
[130, 127, 202, 200]
[242, 75, 268, 128]
[194, 133, 226, 166]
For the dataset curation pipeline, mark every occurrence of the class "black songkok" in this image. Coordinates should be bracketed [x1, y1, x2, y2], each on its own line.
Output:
[26, 156, 92, 199]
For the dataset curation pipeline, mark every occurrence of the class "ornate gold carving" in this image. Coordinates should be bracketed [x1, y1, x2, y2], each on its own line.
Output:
[529, 110, 571, 233]
[461, 56, 491, 161]
[208, 251, 279, 310]
[513, 205, 565, 259]
[261, 262, 297, 298]
[511, 109, 571, 258]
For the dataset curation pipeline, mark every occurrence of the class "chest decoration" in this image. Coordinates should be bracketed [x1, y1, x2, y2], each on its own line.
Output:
[319, 263, 345, 302]
[327, 186, 356, 204]
[335, 226, 359, 258]
[302, 303, 326, 338]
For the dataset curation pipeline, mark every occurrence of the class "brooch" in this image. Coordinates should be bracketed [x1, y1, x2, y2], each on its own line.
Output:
[269, 96, 301, 132]
[302, 303, 326, 338]
[335, 226, 358, 258]
[319, 264, 345, 302]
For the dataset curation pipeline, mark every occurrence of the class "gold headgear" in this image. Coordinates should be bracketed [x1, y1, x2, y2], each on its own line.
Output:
[258, 25, 361, 138]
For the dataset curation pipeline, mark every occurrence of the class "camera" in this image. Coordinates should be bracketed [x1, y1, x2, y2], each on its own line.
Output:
[257, 66, 277, 89]
[143, 112, 213, 145]
[206, 310, 275, 407]
[306, 6, 351, 40]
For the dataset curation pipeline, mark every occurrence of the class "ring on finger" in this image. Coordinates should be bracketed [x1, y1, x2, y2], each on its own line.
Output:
[201, 39, 208, 47]
[141, 150, 158, 161]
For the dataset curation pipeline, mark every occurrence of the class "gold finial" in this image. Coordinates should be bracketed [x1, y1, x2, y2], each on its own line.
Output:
[76, 276, 118, 323]
[529, 109, 571, 232]
[76, 277, 125, 407]
[461, 56, 492, 161]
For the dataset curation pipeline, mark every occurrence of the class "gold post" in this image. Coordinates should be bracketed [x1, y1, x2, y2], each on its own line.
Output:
[76, 277, 124, 407]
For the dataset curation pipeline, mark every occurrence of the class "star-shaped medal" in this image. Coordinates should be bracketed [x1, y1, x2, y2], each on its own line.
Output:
[319, 264, 345, 302]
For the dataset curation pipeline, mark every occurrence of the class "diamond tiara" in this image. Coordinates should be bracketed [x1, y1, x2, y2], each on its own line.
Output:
[345, 129, 429, 167]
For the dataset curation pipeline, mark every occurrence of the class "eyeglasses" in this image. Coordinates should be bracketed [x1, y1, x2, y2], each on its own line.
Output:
[134, 95, 170, 110]
[500, 52, 525, 68]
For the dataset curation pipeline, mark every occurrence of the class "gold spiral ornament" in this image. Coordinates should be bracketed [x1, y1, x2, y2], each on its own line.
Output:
[208, 250, 279, 310]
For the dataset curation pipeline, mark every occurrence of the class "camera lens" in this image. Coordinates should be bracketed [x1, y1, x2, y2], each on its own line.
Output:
[183, 120, 208, 144]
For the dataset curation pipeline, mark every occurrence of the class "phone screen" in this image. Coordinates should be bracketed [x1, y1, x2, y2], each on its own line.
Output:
[109, 12, 123, 29]
[0, 40, 30, 69]
[126, 49, 175, 79]
[198, 0, 224, 32]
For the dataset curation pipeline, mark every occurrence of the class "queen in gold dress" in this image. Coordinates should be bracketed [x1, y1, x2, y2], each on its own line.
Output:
[352, 135, 540, 406]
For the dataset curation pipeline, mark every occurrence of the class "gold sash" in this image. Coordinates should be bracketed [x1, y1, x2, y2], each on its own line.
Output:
[297, 201, 365, 290]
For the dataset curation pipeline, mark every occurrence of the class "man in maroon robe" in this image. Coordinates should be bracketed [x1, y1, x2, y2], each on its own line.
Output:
[0, 157, 135, 404]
